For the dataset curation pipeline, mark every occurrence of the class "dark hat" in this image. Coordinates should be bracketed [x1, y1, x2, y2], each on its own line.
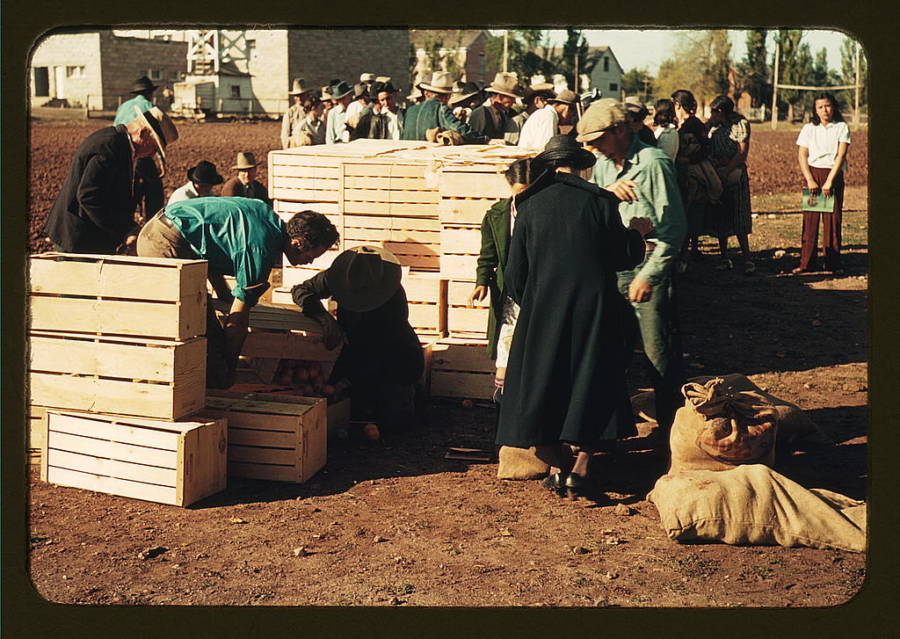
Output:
[624, 97, 649, 120]
[331, 80, 353, 99]
[131, 76, 158, 94]
[324, 246, 402, 312]
[187, 160, 224, 186]
[449, 81, 483, 107]
[533, 135, 596, 171]
[373, 81, 397, 95]
[352, 83, 368, 100]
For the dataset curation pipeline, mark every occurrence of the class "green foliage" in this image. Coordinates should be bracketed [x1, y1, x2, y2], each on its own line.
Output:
[840, 36, 867, 108]
[735, 29, 770, 108]
[553, 29, 601, 91]
[621, 68, 653, 103]
[774, 29, 813, 118]
[653, 30, 733, 107]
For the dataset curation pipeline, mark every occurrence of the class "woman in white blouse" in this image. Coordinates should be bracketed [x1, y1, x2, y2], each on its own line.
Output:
[652, 98, 679, 160]
[794, 93, 851, 274]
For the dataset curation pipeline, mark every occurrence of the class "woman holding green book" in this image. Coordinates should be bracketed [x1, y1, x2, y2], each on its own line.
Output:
[794, 93, 851, 275]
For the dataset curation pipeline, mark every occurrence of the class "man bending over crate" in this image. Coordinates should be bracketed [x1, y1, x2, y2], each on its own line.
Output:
[136, 197, 339, 388]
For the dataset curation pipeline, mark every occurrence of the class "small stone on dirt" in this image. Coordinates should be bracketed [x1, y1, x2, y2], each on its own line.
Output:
[229, 517, 247, 525]
[292, 547, 310, 557]
[373, 535, 387, 543]
[594, 597, 609, 606]
[774, 249, 786, 258]
[138, 546, 168, 560]
[613, 504, 633, 516]
[499, 528, 513, 537]
[604, 537, 622, 546]
[572, 546, 590, 555]
[605, 571, 619, 580]
[389, 596, 403, 605]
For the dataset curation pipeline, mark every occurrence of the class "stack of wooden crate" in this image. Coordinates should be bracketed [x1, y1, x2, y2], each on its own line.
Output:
[267, 140, 536, 400]
[28, 253, 227, 506]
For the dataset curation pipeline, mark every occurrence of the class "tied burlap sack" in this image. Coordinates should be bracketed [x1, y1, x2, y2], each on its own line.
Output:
[648, 465, 867, 552]
[289, 131, 313, 147]
[426, 127, 465, 146]
[669, 377, 779, 473]
[497, 445, 560, 480]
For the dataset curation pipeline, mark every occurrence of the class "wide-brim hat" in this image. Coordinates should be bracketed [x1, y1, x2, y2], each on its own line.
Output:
[485, 72, 523, 98]
[375, 75, 392, 84]
[449, 81, 483, 107]
[352, 83, 368, 100]
[324, 245, 402, 312]
[232, 151, 258, 170]
[525, 82, 555, 100]
[331, 80, 353, 99]
[576, 98, 627, 144]
[417, 71, 454, 94]
[624, 97, 649, 119]
[289, 78, 314, 96]
[131, 76, 158, 94]
[360, 73, 376, 83]
[533, 134, 596, 171]
[320, 86, 334, 100]
[549, 89, 577, 105]
[133, 106, 178, 158]
[187, 160, 224, 186]
[407, 86, 423, 101]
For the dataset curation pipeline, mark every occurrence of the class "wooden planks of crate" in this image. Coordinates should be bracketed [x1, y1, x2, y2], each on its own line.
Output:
[41, 409, 227, 507]
[430, 338, 494, 400]
[446, 280, 490, 339]
[28, 405, 46, 465]
[203, 395, 326, 483]
[29, 253, 207, 340]
[29, 330, 207, 420]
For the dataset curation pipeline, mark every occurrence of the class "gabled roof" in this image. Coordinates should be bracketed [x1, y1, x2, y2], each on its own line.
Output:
[409, 29, 487, 50]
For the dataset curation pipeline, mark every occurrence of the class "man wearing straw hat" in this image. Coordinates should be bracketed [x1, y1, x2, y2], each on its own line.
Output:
[222, 152, 271, 205]
[281, 77, 317, 148]
[114, 76, 167, 221]
[45, 105, 178, 255]
[448, 81, 483, 124]
[325, 80, 355, 144]
[400, 71, 486, 143]
[469, 72, 522, 141]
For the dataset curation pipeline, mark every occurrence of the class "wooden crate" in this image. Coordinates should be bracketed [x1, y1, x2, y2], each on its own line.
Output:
[41, 409, 227, 507]
[210, 389, 350, 440]
[29, 253, 207, 340]
[439, 170, 510, 199]
[430, 338, 494, 400]
[29, 405, 46, 465]
[29, 331, 206, 420]
[440, 253, 478, 282]
[438, 198, 503, 226]
[203, 395, 326, 483]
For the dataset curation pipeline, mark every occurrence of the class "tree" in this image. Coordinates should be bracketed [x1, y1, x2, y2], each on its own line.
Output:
[840, 36, 867, 112]
[736, 29, 769, 108]
[484, 30, 553, 86]
[553, 29, 601, 91]
[653, 30, 734, 111]
[621, 68, 653, 103]
[774, 29, 814, 121]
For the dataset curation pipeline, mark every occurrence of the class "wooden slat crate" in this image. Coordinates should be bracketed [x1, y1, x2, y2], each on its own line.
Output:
[439, 170, 510, 199]
[430, 338, 494, 400]
[29, 330, 207, 420]
[438, 198, 503, 226]
[29, 405, 46, 465]
[203, 395, 326, 483]
[41, 409, 227, 507]
[29, 253, 207, 340]
[209, 389, 350, 440]
[447, 280, 490, 337]
[440, 253, 479, 282]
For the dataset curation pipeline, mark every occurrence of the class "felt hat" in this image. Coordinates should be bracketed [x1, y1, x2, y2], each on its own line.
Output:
[449, 81, 483, 107]
[417, 71, 454, 94]
[331, 80, 353, 100]
[549, 89, 577, 105]
[352, 83, 368, 100]
[360, 72, 376, 83]
[320, 85, 333, 100]
[133, 106, 178, 158]
[485, 72, 523, 98]
[533, 134, 597, 171]
[406, 86, 423, 102]
[131, 76, 158, 94]
[187, 160, 224, 186]
[324, 245, 402, 312]
[525, 74, 556, 100]
[289, 78, 315, 96]
[232, 151, 258, 170]
[375, 75, 392, 84]
[374, 81, 397, 95]
[624, 97, 649, 119]
[575, 98, 627, 143]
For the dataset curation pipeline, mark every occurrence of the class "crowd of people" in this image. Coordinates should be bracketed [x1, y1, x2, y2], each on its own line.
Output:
[40, 72, 852, 497]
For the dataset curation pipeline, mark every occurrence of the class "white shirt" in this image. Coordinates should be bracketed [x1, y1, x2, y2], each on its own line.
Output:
[654, 124, 680, 161]
[167, 181, 199, 205]
[326, 103, 348, 144]
[796, 121, 851, 169]
[383, 109, 401, 140]
[517, 104, 558, 150]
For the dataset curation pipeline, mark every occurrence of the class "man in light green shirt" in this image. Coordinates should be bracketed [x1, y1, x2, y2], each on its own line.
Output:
[577, 98, 687, 435]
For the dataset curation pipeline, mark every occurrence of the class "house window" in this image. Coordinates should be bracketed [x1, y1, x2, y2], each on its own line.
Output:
[609, 83, 618, 92]
[231, 85, 241, 98]
[246, 39, 256, 56]
[66, 66, 85, 78]
[147, 69, 163, 81]
[603, 57, 609, 72]
[34, 67, 50, 96]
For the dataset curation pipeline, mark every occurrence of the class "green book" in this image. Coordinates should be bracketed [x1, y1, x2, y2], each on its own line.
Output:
[802, 188, 835, 213]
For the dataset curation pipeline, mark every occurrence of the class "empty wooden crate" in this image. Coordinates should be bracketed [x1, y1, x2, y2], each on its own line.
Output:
[29, 330, 207, 420]
[28, 253, 207, 340]
[430, 338, 494, 400]
[41, 409, 228, 507]
[203, 395, 327, 483]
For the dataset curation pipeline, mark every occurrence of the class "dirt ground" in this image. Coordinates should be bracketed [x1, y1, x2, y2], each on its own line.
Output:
[25, 118, 868, 608]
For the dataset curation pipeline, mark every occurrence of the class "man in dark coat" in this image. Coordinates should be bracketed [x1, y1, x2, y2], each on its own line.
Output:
[401, 71, 486, 144]
[468, 72, 522, 141]
[292, 246, 424, 433]
[45, 105, 177, 254]
[496, 135, 653, 499]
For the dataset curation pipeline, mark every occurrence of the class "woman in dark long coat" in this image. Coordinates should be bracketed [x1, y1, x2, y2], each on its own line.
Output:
[496, 135, 652, 499]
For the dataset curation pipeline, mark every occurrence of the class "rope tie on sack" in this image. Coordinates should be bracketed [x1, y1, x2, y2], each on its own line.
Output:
[682, 378, 767, 420]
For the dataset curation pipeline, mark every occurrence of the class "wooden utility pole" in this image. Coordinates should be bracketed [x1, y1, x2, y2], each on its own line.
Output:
[770, 40, 780, 130]
[854, 44, 861, 126]
[503, 31, 508, 73]
[574, 53, 579, 94]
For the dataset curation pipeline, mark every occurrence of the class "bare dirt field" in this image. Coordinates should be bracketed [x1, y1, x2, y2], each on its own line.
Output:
[24, 118, 868, 609]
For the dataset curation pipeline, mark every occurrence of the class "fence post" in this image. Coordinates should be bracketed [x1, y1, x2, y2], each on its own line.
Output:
[770, 41, 780, 131]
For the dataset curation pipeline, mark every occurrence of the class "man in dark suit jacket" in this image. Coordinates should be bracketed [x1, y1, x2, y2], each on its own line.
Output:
[44, 106, 177, 254]
[468, 72, 522, 141]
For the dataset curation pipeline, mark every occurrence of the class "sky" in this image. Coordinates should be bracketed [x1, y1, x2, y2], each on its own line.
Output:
[493, 29, 855, 75]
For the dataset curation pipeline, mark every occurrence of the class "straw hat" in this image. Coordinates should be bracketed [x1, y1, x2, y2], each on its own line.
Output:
[133, 106, 178, 158]
[289, 78, 315, 96]
[375, 75, 392, 84]
[575, 98, 628, 144]
[406, 86, 423, 102]
[549, 89, 577, 105]
[417, 71, 454, 94]
[359, 72, 375, 83]
[232, 152, 258, 170]
[485, 72, 523, 99]
[324, 245, 402, 312]
[533, 135, 597, 171]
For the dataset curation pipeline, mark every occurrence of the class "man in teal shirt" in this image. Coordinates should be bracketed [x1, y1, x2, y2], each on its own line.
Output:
[114, 76, 165, 219]
[136, 196, 340, 388]
[401, 71, 485, 143]
[577, 98, 687, 436]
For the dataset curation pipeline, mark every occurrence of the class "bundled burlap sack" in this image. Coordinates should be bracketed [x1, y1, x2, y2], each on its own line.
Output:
[648, 465, 867, 552]
[669, 378, 779, 473]
[426, 127, 465, 146]
[497, 445, 560, 480]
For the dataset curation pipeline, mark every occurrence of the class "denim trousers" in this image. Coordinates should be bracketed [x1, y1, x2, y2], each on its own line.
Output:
[617, 264, 685, 430]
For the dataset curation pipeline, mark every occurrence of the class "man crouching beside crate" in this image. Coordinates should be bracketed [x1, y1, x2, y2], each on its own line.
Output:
[136, 196, 339, 388]
[291, 246, 425, 436]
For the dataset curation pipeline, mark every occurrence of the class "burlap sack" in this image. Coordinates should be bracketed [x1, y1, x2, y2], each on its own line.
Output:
[648, 465, 867, 552]
[497, 445, 560, 480]
[669, 378, 779, 473]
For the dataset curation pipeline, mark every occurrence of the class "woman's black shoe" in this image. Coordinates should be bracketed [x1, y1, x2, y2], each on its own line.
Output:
[541, 472, 567, 497]
[564, 472, 595, 501]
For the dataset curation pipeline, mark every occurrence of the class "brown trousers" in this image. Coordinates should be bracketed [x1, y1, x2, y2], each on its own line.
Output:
[798, 166, 844, 271]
